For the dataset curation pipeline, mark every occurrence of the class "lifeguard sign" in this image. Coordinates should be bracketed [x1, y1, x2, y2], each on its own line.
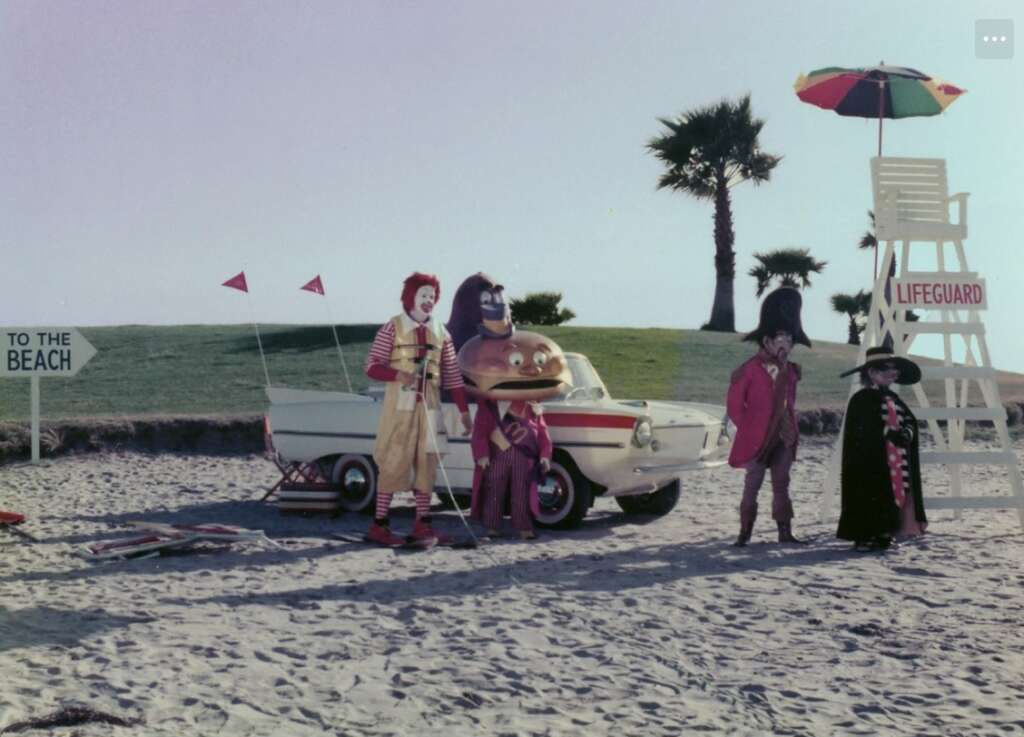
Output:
[892, 277, 987, 310]
[0, 328, 97, 462]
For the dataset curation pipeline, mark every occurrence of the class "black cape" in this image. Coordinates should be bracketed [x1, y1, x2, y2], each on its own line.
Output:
[837, 387, 927, 541]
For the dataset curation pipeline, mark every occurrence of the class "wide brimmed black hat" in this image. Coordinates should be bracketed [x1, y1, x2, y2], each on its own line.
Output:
[743, 287, 811, 348]
[840, 346, 922, 385]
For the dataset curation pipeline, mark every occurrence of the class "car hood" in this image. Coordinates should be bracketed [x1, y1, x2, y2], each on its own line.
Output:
[615, 399, 725, 427]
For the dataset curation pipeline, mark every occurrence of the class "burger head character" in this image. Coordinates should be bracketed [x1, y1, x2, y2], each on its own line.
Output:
[458, 331, 571, 401]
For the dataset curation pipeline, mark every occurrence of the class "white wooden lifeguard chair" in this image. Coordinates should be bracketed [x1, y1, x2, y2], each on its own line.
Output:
[822, 157, 1024, 529]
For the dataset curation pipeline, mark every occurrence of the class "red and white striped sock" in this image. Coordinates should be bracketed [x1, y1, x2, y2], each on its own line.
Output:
[413, 489, 431, 520]
[374, 491, 393, 523]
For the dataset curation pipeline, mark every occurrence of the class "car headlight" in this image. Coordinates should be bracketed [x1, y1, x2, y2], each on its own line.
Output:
[632, 417, 653, 448]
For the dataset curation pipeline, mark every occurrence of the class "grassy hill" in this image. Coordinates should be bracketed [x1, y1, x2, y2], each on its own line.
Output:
[1, 323, 1023, 422]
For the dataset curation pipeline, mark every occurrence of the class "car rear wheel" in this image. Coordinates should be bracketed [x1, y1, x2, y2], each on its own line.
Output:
[331, 454, 377, 514]
[535, 458, 592, 530]
[615, 479, 680, 517]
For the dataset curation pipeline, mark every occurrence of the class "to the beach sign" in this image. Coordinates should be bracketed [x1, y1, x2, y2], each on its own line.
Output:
[1, 328, 97, 376]
[892, 276, 987, 310]
[0, 327, 98, 463]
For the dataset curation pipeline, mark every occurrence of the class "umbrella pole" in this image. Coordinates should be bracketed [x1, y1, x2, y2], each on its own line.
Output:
[875, 75, 884, 279]
[877, 79, 885, 157]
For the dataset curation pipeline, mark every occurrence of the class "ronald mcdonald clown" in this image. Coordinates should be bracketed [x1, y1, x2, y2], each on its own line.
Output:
[364, 272, 472, 546]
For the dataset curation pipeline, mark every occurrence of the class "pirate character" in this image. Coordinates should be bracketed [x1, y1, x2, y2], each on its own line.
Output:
[458, 331, 571, 539]
[727, 287, 810, 546]
[364, 272, 472, 546]
[837, 347, 927, 551]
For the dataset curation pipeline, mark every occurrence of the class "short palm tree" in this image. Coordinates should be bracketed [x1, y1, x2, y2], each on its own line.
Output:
[647, 94, 782, 332]
[859, 211, 878, 254]
[748, 248, 827, 297]
[831, 290, 872, 345]
[858, 210, 916, 346]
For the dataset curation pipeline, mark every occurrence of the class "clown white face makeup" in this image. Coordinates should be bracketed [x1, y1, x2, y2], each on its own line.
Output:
[409, 285, 437, 323]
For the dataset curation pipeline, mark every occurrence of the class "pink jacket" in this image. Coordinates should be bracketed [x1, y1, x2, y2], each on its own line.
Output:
[726, 355, 801, 468]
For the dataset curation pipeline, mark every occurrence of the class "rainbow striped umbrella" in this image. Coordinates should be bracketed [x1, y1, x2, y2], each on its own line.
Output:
[794, 63, 966, 155]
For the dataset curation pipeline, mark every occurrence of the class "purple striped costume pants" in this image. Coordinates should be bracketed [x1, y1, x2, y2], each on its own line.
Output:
[481, 446, 535, 533]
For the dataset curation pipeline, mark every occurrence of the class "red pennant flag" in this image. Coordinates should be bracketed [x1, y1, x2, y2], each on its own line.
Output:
[222, 271, 248, 293]
[300, 275, 325, 295]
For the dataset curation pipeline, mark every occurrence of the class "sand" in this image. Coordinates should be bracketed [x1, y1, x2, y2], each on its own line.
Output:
[1, 439, 1023, 736]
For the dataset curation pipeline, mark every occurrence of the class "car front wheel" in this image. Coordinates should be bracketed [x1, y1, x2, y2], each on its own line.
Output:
[615, 479, 680, 517]
[535, 458, 592, 530]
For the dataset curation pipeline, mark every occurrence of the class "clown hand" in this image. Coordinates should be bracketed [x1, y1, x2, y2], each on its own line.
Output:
[476, 457, 490, 470]
[539, 458, 551, 474]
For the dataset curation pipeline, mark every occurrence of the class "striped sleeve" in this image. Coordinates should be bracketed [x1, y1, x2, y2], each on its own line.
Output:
[440, 334, 465, 390]
[364, 321, 397, 380]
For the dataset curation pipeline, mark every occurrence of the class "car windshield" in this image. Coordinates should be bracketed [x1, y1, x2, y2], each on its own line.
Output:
[549, 354, 609, 402]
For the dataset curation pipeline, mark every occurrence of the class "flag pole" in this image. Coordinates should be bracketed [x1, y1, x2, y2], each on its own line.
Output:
[223, 271, 271, 389]
[300, 275, 353, 393]
[246, 293, 272, 389]
[324, 300, 354, 393]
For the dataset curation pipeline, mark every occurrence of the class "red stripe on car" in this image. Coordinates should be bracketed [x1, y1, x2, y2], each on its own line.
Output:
[544, 413, 636, 429]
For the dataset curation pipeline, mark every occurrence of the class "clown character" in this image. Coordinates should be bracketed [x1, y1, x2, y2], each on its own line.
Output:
[363, 272, 472, 546]
[837, 347, 927, 551]
[459, 331, 571, 540]
[727, 287, 810, 547]
[445, 272, 514, 354]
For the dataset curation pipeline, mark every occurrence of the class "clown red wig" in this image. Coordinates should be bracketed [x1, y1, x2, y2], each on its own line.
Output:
[401, 272, 441, 312]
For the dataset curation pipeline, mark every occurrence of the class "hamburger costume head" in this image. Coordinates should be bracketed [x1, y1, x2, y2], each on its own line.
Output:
[457, 331, 571, 401]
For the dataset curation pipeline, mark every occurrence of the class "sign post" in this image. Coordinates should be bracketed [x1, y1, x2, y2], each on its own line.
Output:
[0, 328, 98, 463]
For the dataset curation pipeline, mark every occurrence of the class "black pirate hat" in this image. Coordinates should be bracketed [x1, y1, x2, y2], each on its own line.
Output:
[840, 346, 921, 385]
[743, 287, 811, 348]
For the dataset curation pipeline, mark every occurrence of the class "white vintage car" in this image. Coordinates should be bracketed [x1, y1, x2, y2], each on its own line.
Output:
[265, 352, 731, 528]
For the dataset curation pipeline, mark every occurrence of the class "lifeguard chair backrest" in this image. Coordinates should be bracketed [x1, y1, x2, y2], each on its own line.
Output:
[871, 157, 951, 241]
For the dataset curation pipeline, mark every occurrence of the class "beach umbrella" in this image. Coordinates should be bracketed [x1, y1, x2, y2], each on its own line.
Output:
[793, 63, 965, 155]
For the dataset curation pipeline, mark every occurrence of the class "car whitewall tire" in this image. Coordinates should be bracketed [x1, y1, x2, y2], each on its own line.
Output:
[331, 454, 377, 513]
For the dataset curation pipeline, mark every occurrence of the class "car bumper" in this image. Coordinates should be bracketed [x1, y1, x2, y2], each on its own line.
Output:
[632, 443, 730, 475]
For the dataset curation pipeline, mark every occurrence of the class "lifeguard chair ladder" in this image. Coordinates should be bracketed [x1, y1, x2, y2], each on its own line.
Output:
[822, 157, 1024, 529]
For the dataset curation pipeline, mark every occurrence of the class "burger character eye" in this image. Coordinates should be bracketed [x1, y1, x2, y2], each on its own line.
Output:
[533, 351, 548, 366]
[480, 292, 493, 305]
[508, 351, 524, 367]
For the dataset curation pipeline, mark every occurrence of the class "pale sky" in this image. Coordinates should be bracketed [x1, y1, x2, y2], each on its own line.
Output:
[4, 1, 1022, 370]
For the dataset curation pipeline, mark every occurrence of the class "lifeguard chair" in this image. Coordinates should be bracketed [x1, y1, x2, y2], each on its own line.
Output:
[822, 157, 1024, 528]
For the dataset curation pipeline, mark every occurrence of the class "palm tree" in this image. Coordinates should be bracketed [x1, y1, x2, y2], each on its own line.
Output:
[748, 248, 827, 297]
[647, 95, 782, 332]
[831, 290, 872, 345]
[859, 210, 878, 254]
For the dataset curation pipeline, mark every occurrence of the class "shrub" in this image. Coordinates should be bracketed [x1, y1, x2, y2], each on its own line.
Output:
[510, 292, 576, 326]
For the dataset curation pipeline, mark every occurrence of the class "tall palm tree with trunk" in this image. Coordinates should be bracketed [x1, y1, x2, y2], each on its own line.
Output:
[648, 95, 781, 332]
[831, 290, 872, 345]
[748, 248, 827, 297]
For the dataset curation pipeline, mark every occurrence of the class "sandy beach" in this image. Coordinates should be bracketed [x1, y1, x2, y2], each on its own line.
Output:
[2, 439, 1023, 736]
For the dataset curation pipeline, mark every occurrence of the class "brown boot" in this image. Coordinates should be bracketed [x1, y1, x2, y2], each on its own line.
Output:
[734, 517, 755, 547]
[777, 520, 805, 544]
